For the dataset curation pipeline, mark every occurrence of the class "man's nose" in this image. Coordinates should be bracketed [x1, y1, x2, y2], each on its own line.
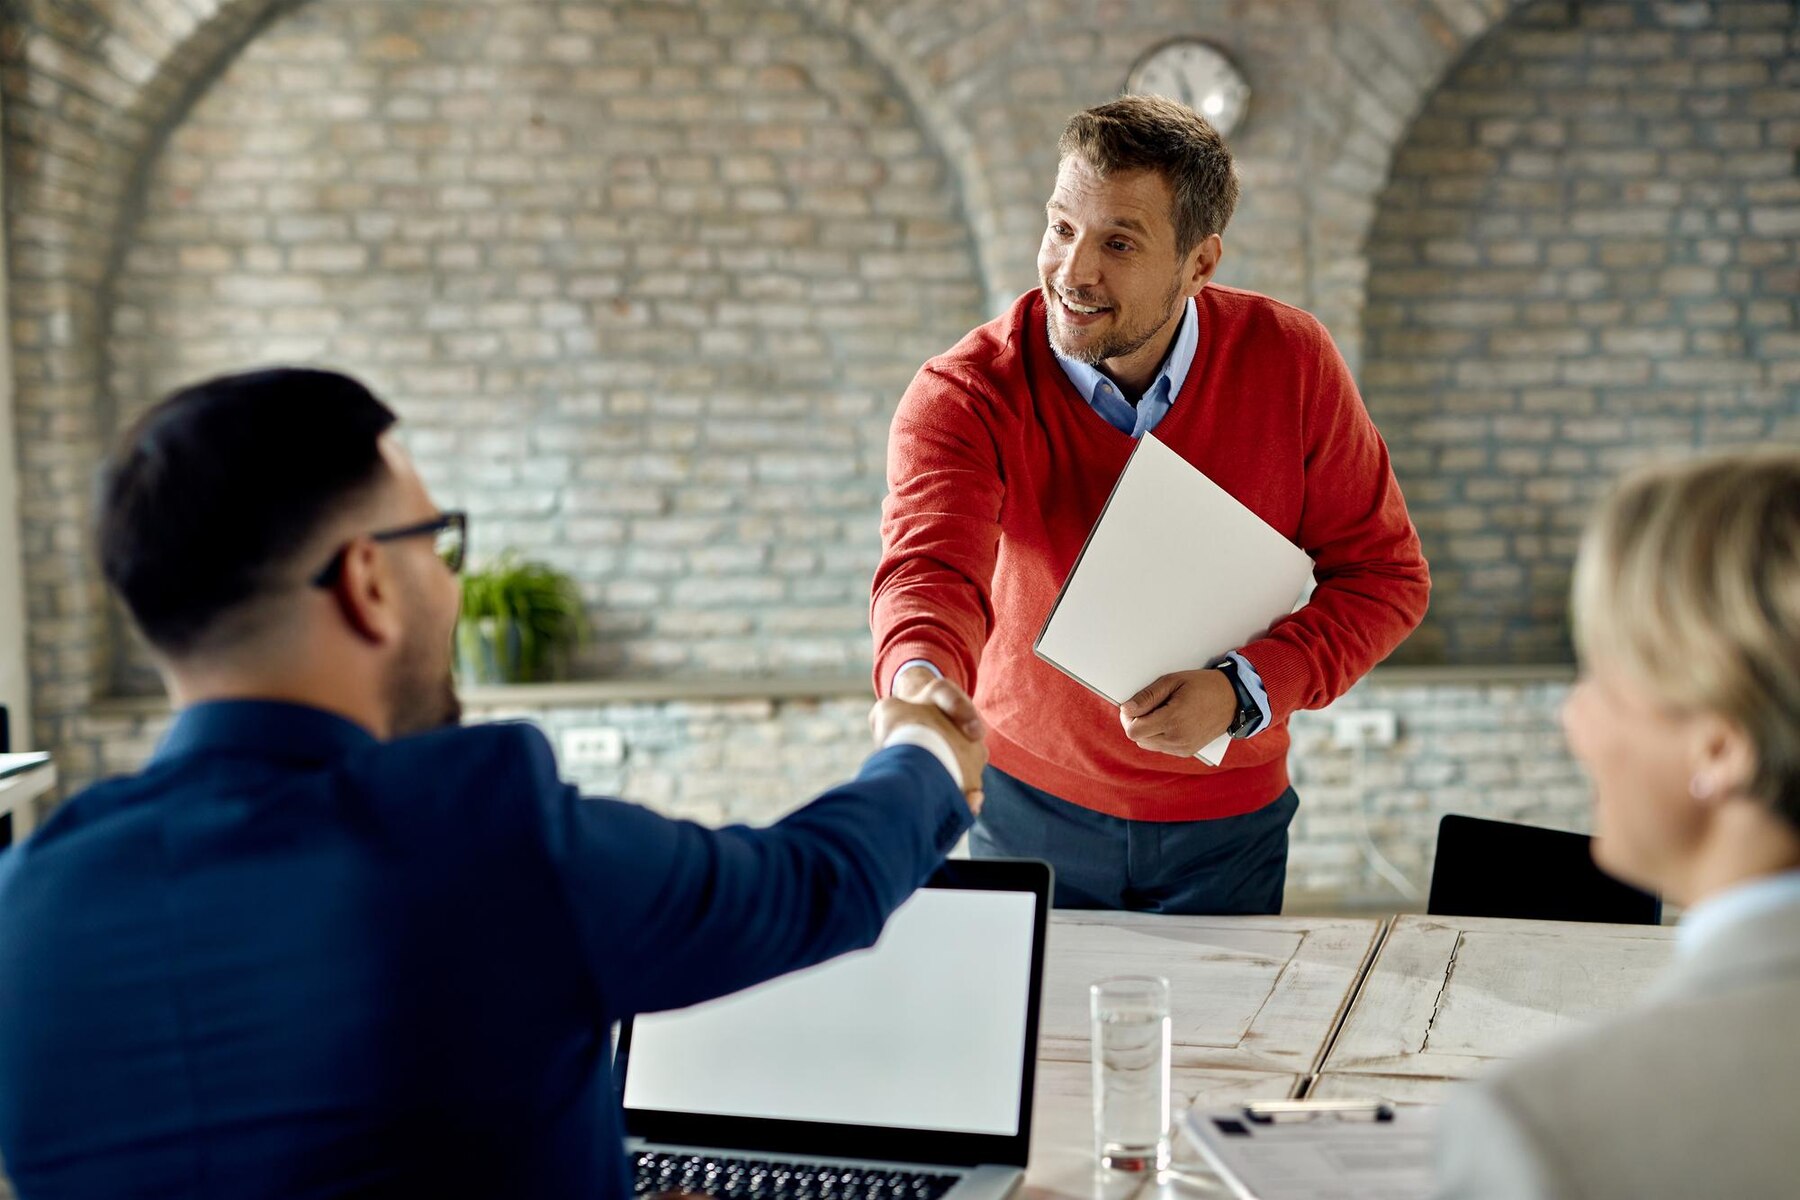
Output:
[1056, 236, 1102, 291]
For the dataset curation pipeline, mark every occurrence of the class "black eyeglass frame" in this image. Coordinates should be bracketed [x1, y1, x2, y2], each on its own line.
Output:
[310, 510, 468, 588]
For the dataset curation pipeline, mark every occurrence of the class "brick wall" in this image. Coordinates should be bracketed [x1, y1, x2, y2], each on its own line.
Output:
[9, 0, 1509, 758]
[8, 0, 1778, 900]
[0, 147, 24, 737]
[104, 0, 988, 688]
[1367, 0, 1800, 664]
[51, 668, 1584, 908]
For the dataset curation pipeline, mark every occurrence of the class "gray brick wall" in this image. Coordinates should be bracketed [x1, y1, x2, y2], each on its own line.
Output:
[104, 0, 987, 689]
[1367, 0, 1800, 664]
[10, 0, 1769, 912]
[8, 0, 1521, 762]
[46, 670, 1585, 909]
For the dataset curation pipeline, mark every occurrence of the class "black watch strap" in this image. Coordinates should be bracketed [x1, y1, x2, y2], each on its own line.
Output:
[1215, 659, 1260, 739]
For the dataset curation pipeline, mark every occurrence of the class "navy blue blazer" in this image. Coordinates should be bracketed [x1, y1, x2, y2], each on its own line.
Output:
[0, 700, 970, 1198]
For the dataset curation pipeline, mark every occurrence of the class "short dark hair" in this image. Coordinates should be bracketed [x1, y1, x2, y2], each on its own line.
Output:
[98, 368, 398, 656]
[1058, 95, 1240, 253]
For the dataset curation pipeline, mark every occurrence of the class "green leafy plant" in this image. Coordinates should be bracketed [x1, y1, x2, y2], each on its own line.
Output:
[456, 553, 585, 684]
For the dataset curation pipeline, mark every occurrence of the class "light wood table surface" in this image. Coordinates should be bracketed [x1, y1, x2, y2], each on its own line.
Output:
[1035, 912, 1385, 1074]
[1313, 912, 1677, 1105]
[1023, 912, 1381, 1200]
[1027, 910, 1679, 1196]
[1022, 1061, 1294, 1200]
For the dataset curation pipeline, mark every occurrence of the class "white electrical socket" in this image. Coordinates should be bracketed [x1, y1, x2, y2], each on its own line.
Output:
[1331, 709, 1398, 749]
[561, 726, 625, 768]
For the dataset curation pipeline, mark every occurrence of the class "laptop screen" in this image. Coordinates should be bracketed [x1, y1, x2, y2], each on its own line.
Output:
[624, 886, 1038, 1136]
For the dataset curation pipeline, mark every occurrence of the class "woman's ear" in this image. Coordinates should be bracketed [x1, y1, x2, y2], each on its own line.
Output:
[1688, 712, 1757, 806]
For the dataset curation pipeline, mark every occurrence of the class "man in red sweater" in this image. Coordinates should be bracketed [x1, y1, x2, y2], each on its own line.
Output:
[871, 96, 1429, 913]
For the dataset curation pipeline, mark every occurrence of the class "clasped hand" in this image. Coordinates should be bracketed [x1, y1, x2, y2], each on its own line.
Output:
[1118, 667, 1236, 757]
[870, 666, 987, 813]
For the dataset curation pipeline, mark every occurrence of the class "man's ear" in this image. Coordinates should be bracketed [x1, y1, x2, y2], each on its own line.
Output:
[324, 538, 400, 647]
[1184, 233, 1223, 296]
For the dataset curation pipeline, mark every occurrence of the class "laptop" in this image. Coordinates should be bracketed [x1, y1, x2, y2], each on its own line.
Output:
[616, 858, 1052, 1200]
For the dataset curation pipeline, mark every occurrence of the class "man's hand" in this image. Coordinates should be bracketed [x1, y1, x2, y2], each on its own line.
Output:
[869, 696, 987, 815]
[1118, 668, 1236, 757]
[891, 665, 985, 742]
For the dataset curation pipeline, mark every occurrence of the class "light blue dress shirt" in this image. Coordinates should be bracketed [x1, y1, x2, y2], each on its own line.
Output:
[895, 296, 1275, 738]
[1676, 869, 1800, 959]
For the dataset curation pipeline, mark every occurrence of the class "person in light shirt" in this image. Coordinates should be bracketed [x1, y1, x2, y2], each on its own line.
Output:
[1434, 448, 1800, 1200]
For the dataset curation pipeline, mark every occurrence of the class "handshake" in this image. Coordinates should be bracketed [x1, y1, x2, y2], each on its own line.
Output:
[868, 665, 988, 815]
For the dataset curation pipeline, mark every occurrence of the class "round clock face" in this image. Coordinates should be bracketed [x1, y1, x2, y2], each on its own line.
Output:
[1125, 40, 1250, 137]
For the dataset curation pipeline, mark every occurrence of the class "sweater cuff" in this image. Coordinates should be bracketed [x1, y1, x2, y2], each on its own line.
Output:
[891, 658, 943, 695]
[1238, 636, 1316, 724]
[876, 640, 974, 697]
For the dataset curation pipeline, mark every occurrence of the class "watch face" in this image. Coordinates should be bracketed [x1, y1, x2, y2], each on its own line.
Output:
[1125, 40, 1251, 137]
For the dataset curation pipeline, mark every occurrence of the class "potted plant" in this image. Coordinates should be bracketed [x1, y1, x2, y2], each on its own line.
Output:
[455, 553, 585, 685]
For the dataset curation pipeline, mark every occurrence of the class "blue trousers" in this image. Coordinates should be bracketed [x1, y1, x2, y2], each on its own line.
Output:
[967, 765, 1298, 914]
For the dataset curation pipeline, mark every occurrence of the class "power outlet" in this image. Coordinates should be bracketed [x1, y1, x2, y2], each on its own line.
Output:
[561, 726, 625, 769]
[1331, 709, 1398, 749]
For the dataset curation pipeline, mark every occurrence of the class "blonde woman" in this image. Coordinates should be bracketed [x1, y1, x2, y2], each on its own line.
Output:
[1435, 448, 1800, 1199]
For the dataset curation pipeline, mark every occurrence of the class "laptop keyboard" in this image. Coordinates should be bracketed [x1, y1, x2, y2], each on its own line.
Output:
[633, 1151, 960, 1200]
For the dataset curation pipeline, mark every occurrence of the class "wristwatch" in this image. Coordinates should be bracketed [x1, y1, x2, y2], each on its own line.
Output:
[1214, 658, 1261, 740]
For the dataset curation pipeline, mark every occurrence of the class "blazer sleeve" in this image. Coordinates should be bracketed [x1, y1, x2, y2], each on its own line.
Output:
[1433, 1079, 1574, 1200]
[517, 726, 972, 1018]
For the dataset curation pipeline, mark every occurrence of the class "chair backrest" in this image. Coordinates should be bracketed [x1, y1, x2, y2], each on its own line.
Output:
[1428, 813, 1662, 926]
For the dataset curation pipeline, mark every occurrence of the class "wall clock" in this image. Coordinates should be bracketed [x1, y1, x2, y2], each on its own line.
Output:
[1125, 40, 1251, 137]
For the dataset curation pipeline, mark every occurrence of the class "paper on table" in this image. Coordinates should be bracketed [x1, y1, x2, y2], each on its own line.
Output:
[1182, 1103, 1439, 1200]
[0, 752, 51, 782]
[1032, 434, 1314, 767]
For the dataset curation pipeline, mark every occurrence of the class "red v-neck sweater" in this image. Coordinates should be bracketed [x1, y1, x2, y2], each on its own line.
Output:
[872, 287, 1430, 822]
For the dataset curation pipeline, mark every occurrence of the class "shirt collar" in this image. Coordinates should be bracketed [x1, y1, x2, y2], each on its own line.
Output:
[1052, 295, 1199, 413]
[151, 699, 379, 767]
[1676, 869, 1800, 958]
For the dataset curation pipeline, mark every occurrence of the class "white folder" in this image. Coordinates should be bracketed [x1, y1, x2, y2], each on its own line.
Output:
[1032, 434, 1314, 766]
[1183, 1100, 1439, 1200]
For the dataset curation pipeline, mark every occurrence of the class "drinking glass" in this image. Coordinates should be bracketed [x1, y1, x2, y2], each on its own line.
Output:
[1090, 975, 1171, 1173]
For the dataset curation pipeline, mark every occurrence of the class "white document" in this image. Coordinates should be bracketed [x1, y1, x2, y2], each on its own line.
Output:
[1183, 1102, 1440, 1200]
[1033, 433, 1314, 766]
[0, 752, 51, 782]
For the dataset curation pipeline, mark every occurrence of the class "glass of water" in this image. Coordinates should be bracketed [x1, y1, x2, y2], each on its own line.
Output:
[1090, 975, 1172, 1173]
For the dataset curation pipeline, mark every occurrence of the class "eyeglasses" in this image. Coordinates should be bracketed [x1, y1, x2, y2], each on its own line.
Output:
[310, 510, 468, 589]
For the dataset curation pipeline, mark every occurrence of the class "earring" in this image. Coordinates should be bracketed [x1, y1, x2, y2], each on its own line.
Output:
[1689, 774, 1716, 801]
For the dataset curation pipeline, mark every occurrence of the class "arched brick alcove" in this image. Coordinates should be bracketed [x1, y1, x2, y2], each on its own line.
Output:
[1364, 0, 1800, 665]
[5, 0, 997, 777]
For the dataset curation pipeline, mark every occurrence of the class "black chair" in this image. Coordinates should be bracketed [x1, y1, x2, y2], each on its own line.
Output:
[1428, 813, 1662, 926]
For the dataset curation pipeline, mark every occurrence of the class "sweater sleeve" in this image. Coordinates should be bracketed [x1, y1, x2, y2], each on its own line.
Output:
[870, 366, 1004, 696]
[1238, 323, 1430, 721]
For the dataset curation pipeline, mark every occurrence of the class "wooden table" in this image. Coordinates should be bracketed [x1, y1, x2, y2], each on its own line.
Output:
[0, 761, 55, 848]
[1035, 912, 1385, 1073]
[1313, 913, 1677, 1105]
[1026, 911, 1678, 1197]
[1023, 913, 1382, 1200]
[1024, 1061, 1292, 1200]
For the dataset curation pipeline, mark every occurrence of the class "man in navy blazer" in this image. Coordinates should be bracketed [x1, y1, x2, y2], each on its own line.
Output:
[0, 368, 988, 1199]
